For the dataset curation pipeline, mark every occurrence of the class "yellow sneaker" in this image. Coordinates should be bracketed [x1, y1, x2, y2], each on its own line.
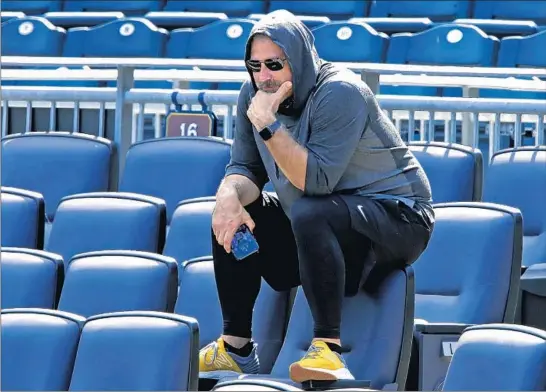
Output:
[199, 338, 243, 378]
[289, 341, 354, 382]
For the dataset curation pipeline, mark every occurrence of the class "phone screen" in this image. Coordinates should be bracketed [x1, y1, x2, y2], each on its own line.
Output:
[231, 225, 260, 260]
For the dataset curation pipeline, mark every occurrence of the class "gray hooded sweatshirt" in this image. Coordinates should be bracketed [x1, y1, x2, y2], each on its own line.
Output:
[225, 11, 432, 218]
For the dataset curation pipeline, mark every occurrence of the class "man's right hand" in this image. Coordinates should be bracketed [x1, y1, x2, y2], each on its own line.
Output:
[212, 193, 256, 254]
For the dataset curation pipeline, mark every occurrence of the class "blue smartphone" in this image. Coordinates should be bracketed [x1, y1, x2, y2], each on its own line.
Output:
[231, 224, 260, 260]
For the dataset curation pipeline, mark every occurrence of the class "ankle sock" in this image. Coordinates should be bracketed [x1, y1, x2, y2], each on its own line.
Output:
[325, 342, 343, 354]
[224, 340, 254, 357]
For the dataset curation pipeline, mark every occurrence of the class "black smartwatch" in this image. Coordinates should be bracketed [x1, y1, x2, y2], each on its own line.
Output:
[259, 119, 282, 141]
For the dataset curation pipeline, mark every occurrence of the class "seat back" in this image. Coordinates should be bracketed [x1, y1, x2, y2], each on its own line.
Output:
[497, 30, 546, 68]
[271, 267, 415, 390]
[64, 0, 162, 14]
[1, 16, 65, 55]
[443, 324, 546, 391]
[473, 0, 546, 25]
[58, 250, 178, 318]
[269, 1, 366, 19]
[1, 0, 62, 14]
[369, 0, 471, 21]
[408, 142, 483, 203]
[414, 202, 522, 324]
[119, 138, 231, 221]
[64, 18, 168, 57]
[46, 192, 167, 264]
[162, 197, 216, 277]
[387, 23, 499, 66]
[483, 147, 546, 268]
[1, 132, 113, 221]
[164, 0, 265, 16]
[1, 187, 45, 249]
[1, 248, 63, 309]
[175, 257, 291, 374]
[69, 311, 199, 391]
[1, 308, 85, 391]
[312, 21, 388, 62]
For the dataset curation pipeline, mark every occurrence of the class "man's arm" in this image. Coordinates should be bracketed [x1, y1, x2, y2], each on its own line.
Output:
[264, 81, 370, 195]
[219, 82, 268, 206]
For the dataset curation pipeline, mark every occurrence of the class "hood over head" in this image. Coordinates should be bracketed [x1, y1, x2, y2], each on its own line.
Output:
[244, 10, 322, 116]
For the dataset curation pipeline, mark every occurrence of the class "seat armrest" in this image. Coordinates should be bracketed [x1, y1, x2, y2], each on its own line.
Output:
[415, 322, 474, 335]
[521, 262, 546, 296]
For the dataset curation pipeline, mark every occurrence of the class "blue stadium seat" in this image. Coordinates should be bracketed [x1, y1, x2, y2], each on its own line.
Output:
[63, 18, 168, 57]
[119, 137, 231, 222]
[175, 256, 291, 374]
[443, 324, 546, 391]
[1, 16, 66, 56]
[213, 379, 302, 391]
[1, 132, 113, 226]
[220, 266, 414, 389]
[45, 192, 167, 265]
[411, 202, 522, 391]
[1, 187, 45, 249]
[57, 250, 178, 318]
[408, 142, 483, 203]
[268, 1, 367, 20]
[369, 0, 471, 21]
[1, 248, 63, 309]
[163, 0, 266, 17]
[312, 22, 388, 62]
[385, 24, 499, 96]
[1, 11, 25, 23]
[473, 1, 546, 25]
[348, 17, 433, 34]
[248, 13, 330, 29]
[69, 311, 199, 391]
[145, 11, 228, 29]
[43, 11, 125, 29]
[162, 197, 216, 274]
[1, 308, 85, 391]
[63, 0, 162, 15]
[1, 0, 61, 14]
[452, 19, 539, 37]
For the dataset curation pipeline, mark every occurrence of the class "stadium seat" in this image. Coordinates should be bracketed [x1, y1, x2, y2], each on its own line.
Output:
[162, 197, 216, 274]
[175, 256, 292, 374]
[213, 379, 303, 391]
[1, 248, 63, 309]
[473, 1, 546, 25]
[217, 266, 414, 390]
[1, 187, 45, 249]
[46, 192, 167, 265]
[43, 11, 125, 29]
[69, 311, 199, 391]
[1, 308, 85, 391]
[452, 19, 539, 37]
[385, 23, 499, 96]
[482, 147, 546, 330]
[248, 13, 330, 29]
[1, 16, 66, 56]
[348, 17, 433, 34]
[64, 0, 162, 15]
[312, 21, 389, 62]
[145, 11, 228, 29]
[57, 250, 178, 318]
[408, 142, 483, 203]
[1, 132, 113, 239]
[163, 0, 266, 17]
[369, 0, 471, 21]
[443, 324, 546, 391]
[411, 202, 523, 390]
[119, 137, 231, 222]
[268, 1, 367, 20]
[1, 0, 61, 14]
[63, 17, 169, 57]
[1, 11, 25, 23]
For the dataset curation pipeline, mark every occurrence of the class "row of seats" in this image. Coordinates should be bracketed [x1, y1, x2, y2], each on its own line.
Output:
[4, 0, 546, 23]
[0, 200, 527, 390]
[2, 132, 545, 268]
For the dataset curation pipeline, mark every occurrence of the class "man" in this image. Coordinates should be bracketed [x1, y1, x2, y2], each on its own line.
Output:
[199, 10, 434, 383]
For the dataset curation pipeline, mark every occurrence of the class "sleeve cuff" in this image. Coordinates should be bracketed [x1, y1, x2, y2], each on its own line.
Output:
[225, 166, 264, 191]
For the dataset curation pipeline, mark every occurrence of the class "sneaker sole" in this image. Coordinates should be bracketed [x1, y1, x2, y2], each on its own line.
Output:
[199, 370, 242, 380]
[289, 363, 355, 383]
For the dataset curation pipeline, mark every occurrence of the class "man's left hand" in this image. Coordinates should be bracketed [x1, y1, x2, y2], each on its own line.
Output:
[247, 81, 293, 131]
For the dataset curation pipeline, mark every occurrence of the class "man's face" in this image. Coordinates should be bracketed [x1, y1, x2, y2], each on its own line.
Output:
[248, 35, 293, 94]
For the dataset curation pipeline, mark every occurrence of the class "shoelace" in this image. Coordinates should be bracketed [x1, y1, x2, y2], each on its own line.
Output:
[303, 344, 324, 360]
[203, 341, 220, 366]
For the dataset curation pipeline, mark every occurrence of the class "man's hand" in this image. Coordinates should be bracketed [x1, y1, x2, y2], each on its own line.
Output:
[247, 81, 293, 131]
[212, 192, 256, 254]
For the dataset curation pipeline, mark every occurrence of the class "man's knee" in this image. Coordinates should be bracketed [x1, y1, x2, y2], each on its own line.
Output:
[290, 196, 335, 234]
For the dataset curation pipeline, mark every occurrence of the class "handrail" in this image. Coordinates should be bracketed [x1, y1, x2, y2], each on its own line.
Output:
[3, 56, 546, 78]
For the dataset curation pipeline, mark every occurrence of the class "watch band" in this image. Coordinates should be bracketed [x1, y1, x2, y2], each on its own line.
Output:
[259, 119, 282, 141]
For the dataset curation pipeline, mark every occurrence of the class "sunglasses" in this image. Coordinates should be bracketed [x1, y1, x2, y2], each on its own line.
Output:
[245, 58, 288, 72]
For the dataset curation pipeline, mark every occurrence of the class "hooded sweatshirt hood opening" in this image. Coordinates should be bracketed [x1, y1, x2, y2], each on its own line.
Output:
[244, 10, 322, 116]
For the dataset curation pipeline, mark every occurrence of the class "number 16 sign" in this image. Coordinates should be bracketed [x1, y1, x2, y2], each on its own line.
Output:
[165, 111, 217, 138]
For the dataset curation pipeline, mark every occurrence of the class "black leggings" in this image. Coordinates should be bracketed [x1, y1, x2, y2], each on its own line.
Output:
[212, 192, 433, 340]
